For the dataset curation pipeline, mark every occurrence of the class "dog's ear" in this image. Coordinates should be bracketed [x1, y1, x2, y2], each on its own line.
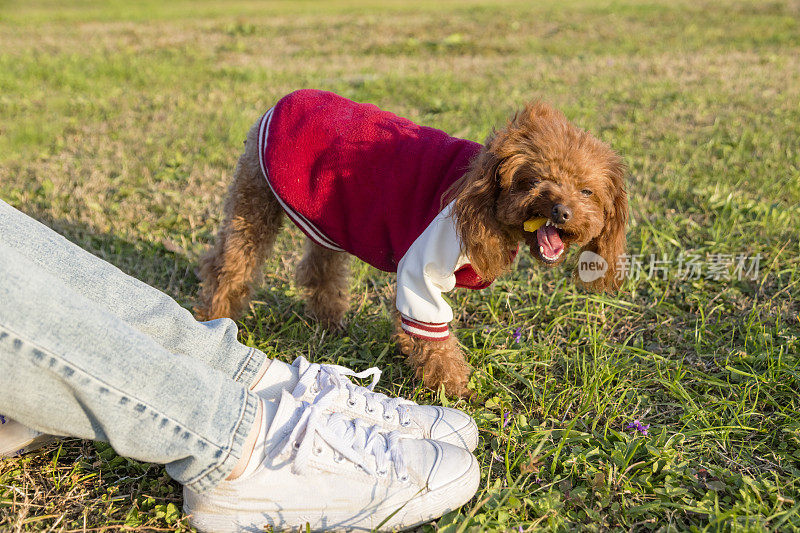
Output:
[453, 133, 514, 281]
[577, 158, 628, 291]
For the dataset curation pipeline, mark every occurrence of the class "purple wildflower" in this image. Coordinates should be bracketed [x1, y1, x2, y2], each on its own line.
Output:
[518, 526, 524, 533]
[483, 326, 492, 334]
[502, 410, 512, 428]
[0, 414, 6, 424]
[626, 419, 650, 436]
[512, 327, 522, 343]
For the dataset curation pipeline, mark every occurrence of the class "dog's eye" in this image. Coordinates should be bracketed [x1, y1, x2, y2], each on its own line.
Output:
[581, 189, 593, 196]
[513, 176, 539, 191]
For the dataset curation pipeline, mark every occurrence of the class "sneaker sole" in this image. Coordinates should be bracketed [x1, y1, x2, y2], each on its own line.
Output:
[185, 454, 480, 532]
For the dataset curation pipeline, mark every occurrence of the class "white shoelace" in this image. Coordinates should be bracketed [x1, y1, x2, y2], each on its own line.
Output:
[269, 394, 408, 480]
[290, 357, 413, 427]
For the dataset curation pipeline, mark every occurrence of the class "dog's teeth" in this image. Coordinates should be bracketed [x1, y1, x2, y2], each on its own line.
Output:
[539, 245, 544, 255]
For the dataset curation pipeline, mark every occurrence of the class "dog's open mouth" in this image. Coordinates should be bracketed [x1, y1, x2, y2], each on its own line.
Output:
[524, 219, 567, 263]
[536, 221, 565, 262]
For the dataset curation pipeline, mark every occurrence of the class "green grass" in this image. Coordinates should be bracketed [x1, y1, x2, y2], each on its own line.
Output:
[1, 0, 799, 530]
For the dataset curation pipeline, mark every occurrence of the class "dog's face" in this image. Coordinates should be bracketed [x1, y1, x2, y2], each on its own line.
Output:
[455, 102, 628, 291]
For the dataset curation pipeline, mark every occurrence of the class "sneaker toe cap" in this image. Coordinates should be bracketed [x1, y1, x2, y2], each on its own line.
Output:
[412, 406, 478, 451]
[399, 439, 477, 492]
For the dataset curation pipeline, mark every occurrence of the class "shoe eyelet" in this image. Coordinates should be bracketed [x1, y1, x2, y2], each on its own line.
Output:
[377, 469, 388, 477]
[292, 441, 301, 450]
[399, 473, 410, 482]
[400, 420, 411, 427]
[333, 454, 343, 463]
[366, 406, 375, 414]
[383, 413, 393, 422]
[347, 399, 357, 407]
[313, 447, 323, 455]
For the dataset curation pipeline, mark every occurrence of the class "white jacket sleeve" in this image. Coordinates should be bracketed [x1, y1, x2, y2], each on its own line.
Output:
[395, 203, 468, 340]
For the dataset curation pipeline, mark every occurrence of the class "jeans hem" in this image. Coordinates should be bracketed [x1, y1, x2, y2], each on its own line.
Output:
[232, 347, 267, 386]
[181, 390, 260, 494]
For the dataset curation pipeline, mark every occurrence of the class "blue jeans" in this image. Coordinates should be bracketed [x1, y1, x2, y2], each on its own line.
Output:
[0, 200, 264, 493]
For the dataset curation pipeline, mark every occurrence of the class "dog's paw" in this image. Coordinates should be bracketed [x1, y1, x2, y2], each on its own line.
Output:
[418, 354, 471, 398]
[306, 291, 349, 331]
[397, 333, 472, 397]
[310, 313, 347, 331]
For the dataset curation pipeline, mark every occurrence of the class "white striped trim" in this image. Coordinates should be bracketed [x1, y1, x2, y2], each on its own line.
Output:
[400, 316, 450, 341]
[257, 108, 344, 252]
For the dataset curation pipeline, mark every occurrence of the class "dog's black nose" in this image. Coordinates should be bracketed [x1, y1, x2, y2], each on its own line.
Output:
[551, 204, 572, 224]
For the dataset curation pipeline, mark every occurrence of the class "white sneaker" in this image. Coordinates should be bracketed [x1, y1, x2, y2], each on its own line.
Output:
[255, 357, 478, 451]
[184, 391, 480, 532]
[0, 415, 55, 457]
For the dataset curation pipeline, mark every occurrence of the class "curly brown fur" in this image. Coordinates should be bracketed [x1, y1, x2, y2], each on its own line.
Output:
[393, 313, 471, 397]
[454, 101, 628, 290]
[296, 240, 351, 329]
[195, 122, 285, 321]
[198, 100, 627, 396]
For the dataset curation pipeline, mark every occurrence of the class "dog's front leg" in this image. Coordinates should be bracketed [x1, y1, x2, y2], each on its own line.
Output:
[393, 315, 471, 397]
[295, 239, 350, 330]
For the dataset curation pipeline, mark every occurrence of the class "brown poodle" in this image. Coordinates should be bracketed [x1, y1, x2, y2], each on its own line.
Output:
[196, 90, 627, 397]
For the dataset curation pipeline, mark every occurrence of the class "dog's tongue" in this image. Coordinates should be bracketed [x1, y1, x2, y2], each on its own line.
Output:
[536, 225, 564, 258]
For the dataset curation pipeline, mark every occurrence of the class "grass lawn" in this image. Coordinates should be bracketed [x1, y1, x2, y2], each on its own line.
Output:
[1, 0, 799, 530]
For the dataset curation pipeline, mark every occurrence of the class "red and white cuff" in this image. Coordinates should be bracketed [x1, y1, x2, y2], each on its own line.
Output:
[400, 316, 450, 341]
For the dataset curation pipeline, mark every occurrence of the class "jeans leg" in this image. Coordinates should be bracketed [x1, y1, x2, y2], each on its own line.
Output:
[0, 241, 258, 493]
[0, 200, 265, 386]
